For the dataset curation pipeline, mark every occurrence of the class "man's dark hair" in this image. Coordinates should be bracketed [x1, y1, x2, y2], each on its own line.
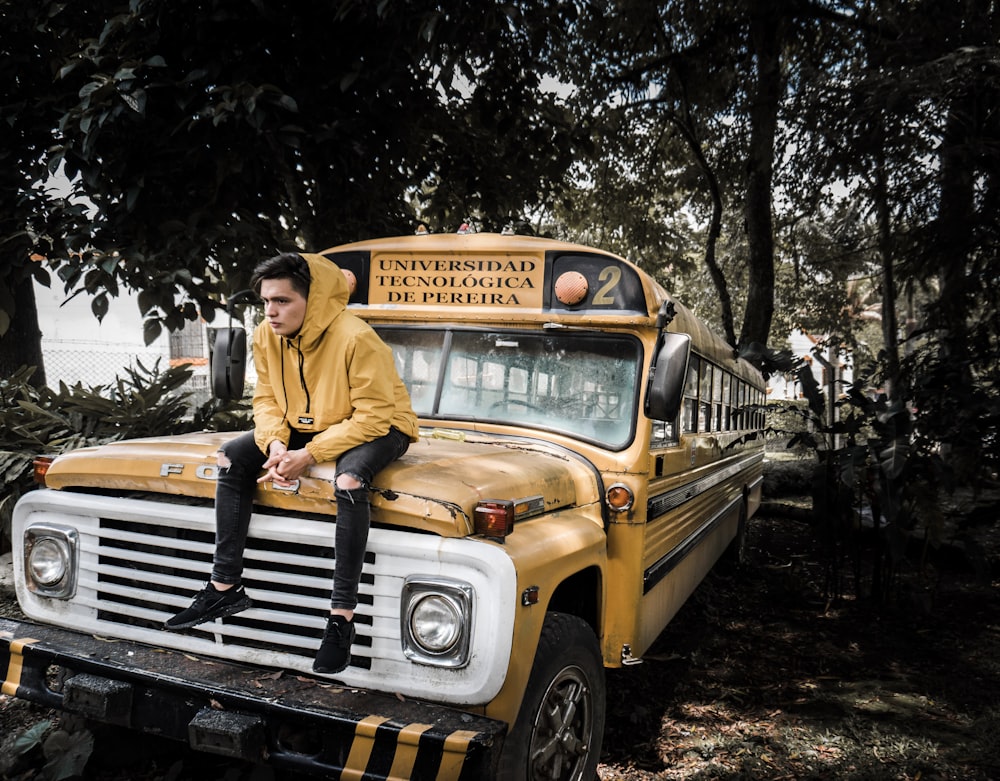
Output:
[251, 252, 311, 298]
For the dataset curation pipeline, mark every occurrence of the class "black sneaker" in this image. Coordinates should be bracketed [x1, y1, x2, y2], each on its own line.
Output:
[164, 583, 252, 630]
[312, 615, 355, 674]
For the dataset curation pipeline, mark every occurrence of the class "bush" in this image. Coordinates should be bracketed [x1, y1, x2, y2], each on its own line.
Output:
[0, 362, 250, 553]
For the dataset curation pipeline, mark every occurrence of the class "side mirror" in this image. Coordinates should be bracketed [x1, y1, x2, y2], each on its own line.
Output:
[211, 327, 247, 400]
[645, 332, 691, 421]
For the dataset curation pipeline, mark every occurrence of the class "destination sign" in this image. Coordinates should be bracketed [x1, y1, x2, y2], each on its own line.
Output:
[369, 253, 544, 307]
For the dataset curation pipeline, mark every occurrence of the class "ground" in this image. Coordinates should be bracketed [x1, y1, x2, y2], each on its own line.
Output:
[598, 508, 1000, 781]
[2, 461, 999, 780]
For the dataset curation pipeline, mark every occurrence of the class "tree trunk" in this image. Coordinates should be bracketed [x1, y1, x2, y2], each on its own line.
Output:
[936, 93, 975, 365]
[0, 272, 47, 387]
[738, 0, 782, 350]
[670, 109, 737, 347]
[874, 153, 901, 402]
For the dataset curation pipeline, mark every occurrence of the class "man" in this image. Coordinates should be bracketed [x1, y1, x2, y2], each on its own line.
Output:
[165, 252, 418, 675]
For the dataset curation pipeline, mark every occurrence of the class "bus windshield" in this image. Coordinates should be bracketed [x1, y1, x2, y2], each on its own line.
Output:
[377, 327, 642, 450]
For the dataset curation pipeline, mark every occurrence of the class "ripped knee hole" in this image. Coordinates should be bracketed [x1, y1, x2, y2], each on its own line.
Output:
[335, 473, 364, 491]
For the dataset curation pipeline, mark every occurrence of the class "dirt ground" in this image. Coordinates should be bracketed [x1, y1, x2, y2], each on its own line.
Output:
[598, 509, 1000, 781]
[2, 465, 999, 781]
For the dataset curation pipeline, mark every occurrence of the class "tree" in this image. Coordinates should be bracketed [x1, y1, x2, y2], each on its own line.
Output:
[1, 0, 583, 374]
[0, 1, 95, 386]
[780, 0, 999, 460]
[771, 0, 1000, 552]
[550, 0, 852, 352]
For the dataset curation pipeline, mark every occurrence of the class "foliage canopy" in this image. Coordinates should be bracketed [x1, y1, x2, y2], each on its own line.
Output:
[1, 0, 997, 492]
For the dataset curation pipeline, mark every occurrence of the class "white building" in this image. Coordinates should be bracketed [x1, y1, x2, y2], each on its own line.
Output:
[767, 329, 852, 402]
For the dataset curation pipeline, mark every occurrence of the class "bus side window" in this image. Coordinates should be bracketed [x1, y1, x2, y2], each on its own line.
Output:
[650, 419, 676, 446]
[722, 372, 732, 431]
[736, 381, 746, 430]
[683, 356, 700, 433]
[699, 362, 712, 432]
[712, 365, 723, 432]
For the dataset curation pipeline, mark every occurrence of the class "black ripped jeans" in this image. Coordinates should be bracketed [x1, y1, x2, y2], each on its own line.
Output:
[211, 427, 411, 611]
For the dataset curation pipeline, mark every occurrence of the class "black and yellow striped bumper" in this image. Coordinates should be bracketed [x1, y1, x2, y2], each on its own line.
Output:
[1, 617, 504, 779]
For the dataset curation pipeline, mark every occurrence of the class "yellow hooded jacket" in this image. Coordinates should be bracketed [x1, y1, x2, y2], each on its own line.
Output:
[251, 253, 419, 463]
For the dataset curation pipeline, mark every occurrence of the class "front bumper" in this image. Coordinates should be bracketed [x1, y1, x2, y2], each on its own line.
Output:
[1, 617, 504, 779]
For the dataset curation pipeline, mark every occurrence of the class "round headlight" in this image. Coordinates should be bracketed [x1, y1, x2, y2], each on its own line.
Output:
[408, 594, 463, 654]
[29, 537, 68, 587]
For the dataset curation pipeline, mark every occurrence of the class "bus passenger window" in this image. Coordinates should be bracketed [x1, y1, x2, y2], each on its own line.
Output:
[650, 419, 676, 446]
[736, 381, 747, 430]
[700, 362, 713, 432]
[722, 372, 732, 431]
[683, 356, 700, 433]
[712, 365, 723, 432]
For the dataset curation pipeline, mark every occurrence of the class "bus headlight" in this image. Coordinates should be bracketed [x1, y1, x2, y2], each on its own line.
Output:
[24, 524, 78, 599]
[401, 577, 473, 668]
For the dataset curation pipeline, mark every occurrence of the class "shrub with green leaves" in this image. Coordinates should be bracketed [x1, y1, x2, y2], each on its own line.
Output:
[0, 361, 250, 551]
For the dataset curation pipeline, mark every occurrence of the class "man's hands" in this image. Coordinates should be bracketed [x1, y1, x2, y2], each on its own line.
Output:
[258, 442, 316, 487]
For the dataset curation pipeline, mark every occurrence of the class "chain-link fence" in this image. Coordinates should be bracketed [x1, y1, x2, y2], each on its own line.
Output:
[41, 318, 214, 409]
[42, 341, 167, 388]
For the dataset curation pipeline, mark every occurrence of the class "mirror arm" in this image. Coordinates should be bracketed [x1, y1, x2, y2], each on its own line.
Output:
[654, 300, 677, 332]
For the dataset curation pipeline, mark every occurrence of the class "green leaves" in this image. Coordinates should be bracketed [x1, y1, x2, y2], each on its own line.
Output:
[9, 720, 53, 759]
[4, 0, 590, 384]
[3, 719, 95, 781]
[41, 727, 95, 781]
[0, 360, 250, 548]
[878, 438, 909, 481]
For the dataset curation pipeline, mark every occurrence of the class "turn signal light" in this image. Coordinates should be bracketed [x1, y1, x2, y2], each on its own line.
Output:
[606, 483, 634, 512]
[33, 456, 54, 486]
[474, 500, 514, 541]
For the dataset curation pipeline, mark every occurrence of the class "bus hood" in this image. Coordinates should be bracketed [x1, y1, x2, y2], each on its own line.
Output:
[42, 430, 601, 537]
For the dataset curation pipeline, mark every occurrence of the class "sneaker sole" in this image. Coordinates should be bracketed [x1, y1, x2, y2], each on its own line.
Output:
[312, 657, 352, 675]
[163, 597, 252, 630]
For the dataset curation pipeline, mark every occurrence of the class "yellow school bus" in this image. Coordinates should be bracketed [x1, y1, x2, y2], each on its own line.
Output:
[4, 232, 765, 780]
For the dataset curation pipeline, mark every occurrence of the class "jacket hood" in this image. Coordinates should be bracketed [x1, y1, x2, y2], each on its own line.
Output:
[295, 252, 350, 348]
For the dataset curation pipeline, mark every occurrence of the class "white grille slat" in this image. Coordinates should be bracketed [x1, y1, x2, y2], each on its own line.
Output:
[74, 592, 330, 651]
[89, 525, 212, 554]
[84, 563, 207, 592]
[83, 532, 338, 576]
[81, 543, 210, 575]
[80, 573, 329, 619]
[85, 566, 347, 613]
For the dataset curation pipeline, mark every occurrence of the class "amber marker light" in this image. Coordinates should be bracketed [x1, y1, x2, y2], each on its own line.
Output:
[554, 271, 589, 305]
[606, 482, 634, 512]
[341, 268, 358, 296]
[474, 499, 514, 541]
[33, 456, 54, 486]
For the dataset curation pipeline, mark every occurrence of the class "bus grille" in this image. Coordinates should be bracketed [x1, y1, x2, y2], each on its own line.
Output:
[16, 489, 516, 705]
[91, 516, 378, 668]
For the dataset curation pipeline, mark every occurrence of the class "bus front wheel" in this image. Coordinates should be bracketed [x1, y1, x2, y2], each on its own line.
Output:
[498, 612, 605, 781]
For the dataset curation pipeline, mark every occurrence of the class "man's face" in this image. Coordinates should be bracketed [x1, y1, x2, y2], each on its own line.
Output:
[259, 278, 307, 337]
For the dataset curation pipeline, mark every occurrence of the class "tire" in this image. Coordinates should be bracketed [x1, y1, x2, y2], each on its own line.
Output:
[498, 612, 605, 781]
